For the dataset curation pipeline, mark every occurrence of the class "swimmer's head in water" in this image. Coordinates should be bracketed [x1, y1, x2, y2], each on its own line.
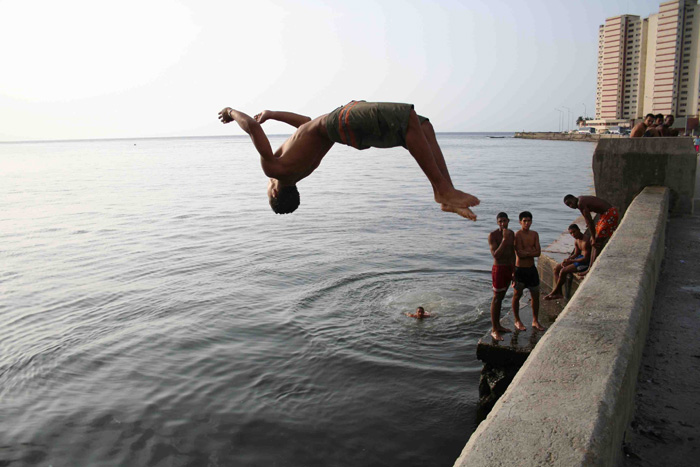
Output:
[416, 307, 425, 315]
[269, 184, 300, 214]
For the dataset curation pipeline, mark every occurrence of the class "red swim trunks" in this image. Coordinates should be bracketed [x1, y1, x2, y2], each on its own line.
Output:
[492, 264, 514, 293]
[596, 207, 619, 239]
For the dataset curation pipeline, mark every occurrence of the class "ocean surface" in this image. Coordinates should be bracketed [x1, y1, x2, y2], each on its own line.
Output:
[0, 134, 594, 466]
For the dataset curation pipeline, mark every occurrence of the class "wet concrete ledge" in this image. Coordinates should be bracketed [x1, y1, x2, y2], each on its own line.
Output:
[454, 186, 670, 467]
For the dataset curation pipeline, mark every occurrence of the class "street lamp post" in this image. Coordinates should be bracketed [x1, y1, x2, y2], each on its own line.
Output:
[582, 103, 587, 121]
[561, 106, 572, 132]
[555, 108, 563, 132]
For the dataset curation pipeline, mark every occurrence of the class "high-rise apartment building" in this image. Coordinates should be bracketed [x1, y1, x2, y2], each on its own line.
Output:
[596, 15, 646, 121]
[593, 0, 700, 129]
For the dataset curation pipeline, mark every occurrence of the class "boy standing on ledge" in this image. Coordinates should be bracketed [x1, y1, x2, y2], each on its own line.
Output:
[488, 212, 516, 341]
[512, 211, 545, 332]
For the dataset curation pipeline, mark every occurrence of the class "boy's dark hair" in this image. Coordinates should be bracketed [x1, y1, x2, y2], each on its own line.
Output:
[496, 212, 509, 220]
[645, 113, 655, 120]
[564, 194, 576, 203]
[269, 185, 300, 214]
[416, 306, 425, 312]
[519, 211, 532, 221]
[655, 113, 663, 120]
[568, 223, 580, 231]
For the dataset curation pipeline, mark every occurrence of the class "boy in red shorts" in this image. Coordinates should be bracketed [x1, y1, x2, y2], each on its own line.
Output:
[488, 212, 516, 340]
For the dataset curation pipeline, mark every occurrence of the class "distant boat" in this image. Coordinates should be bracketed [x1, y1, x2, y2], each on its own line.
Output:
[488, 136, 506, 139]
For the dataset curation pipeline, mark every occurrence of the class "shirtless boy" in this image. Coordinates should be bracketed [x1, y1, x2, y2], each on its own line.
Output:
[407, 306, 431, 319]
[544, 224, 592, 300]
[512, 211, 544, 332]
[630, 114, 655, 138]
[563, 195, 619, 277]
[643, 114, 665, 137]
[218, 101, 479, 219]
[488, 212, 516, 341]
[659, 115, 679, 137]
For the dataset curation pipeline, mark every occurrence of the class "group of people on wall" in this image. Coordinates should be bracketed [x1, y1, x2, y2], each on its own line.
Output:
[630, 113, 680, 138]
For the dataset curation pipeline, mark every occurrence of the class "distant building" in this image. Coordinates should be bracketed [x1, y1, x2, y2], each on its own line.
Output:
[592, 0, 700, 132]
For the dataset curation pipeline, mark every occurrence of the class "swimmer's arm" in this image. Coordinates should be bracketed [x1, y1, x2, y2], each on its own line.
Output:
[255, 110, 311, 128]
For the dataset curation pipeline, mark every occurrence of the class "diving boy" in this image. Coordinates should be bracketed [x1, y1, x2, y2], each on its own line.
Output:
[218, 101, 480, 219]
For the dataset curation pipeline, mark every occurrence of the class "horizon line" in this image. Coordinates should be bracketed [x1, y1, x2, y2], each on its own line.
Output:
[0, 131, 517, 145]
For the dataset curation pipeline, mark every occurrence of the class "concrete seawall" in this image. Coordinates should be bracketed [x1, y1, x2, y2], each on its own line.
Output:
[454, 186, 670, 466]
[514, 132, 628, 142]
[593, 138, 697, 215]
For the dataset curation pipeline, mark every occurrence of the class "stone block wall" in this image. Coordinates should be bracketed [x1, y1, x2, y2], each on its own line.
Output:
[593, 138, 696, 215]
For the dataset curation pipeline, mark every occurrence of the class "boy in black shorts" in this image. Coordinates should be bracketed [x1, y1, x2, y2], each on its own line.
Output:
[512, 211, 545, 331]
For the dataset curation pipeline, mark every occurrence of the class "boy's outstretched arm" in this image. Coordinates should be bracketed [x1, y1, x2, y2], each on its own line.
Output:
[219, 107, 278, 170]
[254, 110, 312, 128]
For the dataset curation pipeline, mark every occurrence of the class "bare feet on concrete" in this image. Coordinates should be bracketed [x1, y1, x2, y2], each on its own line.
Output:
[544, 293, 563, 301]
[491, 326, 512, 341]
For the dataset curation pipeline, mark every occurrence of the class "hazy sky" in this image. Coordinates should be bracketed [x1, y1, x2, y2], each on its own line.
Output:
[0, 0, 668, 141]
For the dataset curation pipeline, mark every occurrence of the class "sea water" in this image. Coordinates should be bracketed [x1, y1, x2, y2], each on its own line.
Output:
[0, 134, 594, 466]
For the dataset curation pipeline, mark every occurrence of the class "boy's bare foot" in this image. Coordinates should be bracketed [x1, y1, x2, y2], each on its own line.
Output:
[491, 327, 511, 341]
[544, 293, 563, 301]
[441, 204, 477, 221]
[514, 320, 526, 331]
[435, 189, 480, 209]
[532, 321, 545, 331]
[575, 271, 588, 279]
